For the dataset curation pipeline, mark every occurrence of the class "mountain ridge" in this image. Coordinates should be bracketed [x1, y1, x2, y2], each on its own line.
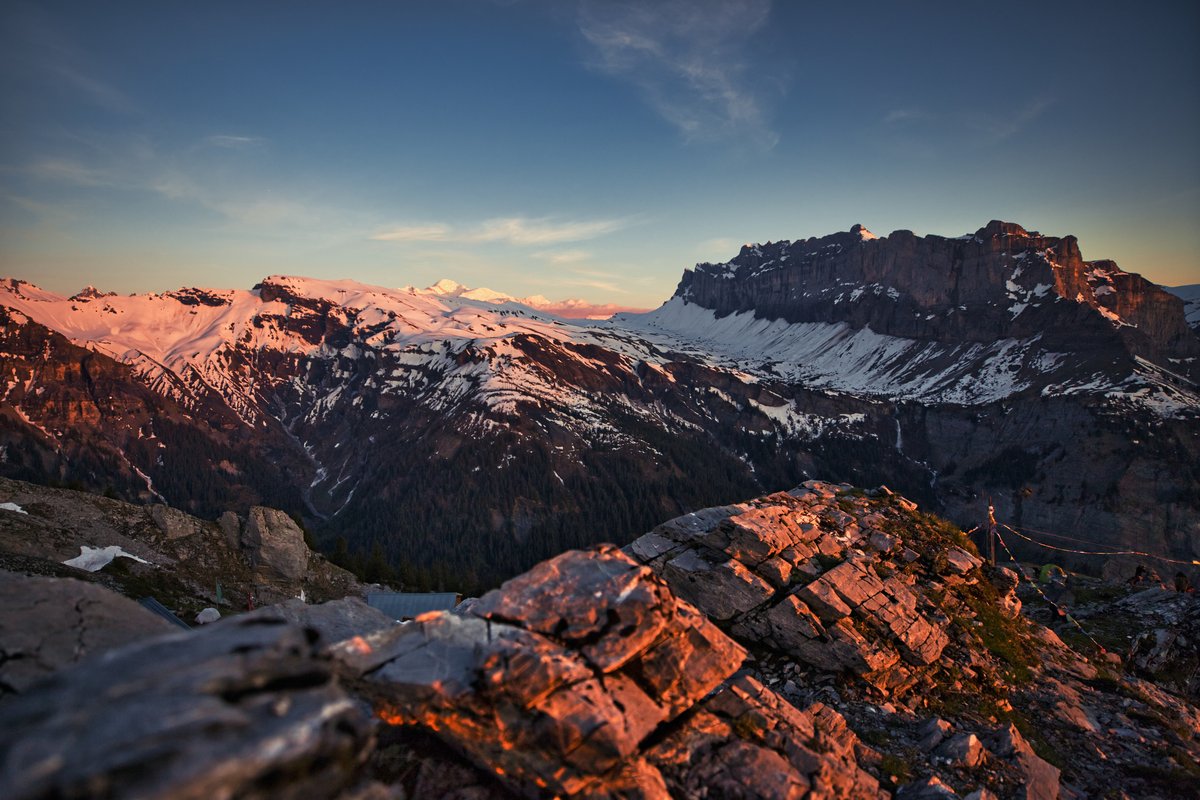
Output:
[1, 221, 1196, 587]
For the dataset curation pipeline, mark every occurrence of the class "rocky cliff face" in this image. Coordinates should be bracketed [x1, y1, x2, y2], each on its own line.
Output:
[3, 483, 1196, 799]
[676, 221, 1198, 366]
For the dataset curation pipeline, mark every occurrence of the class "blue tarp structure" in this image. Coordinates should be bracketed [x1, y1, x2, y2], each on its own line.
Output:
[366, 592, 459, 621]
[139, 596, 192, 630]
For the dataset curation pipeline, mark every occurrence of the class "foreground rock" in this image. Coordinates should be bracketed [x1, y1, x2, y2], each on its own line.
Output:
[335, 545, 884, 798]
[631, 482, 1200, 799]
[1, 481, 1197, 799]
[0, 615, 373, 799]
[0, 570, 171, 696]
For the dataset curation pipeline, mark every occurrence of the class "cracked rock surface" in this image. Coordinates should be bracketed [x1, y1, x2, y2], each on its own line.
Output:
[627, 483, 955, 695]
[335, 545, 885, 799]
[0, 569, 171, 696]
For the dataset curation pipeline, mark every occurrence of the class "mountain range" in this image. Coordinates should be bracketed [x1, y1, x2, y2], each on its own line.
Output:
[2, 221, 1197, 589]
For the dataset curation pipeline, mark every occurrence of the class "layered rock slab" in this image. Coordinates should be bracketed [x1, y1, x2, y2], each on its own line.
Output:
[628, 482, 957, 693]
[0, 615, 372, 800]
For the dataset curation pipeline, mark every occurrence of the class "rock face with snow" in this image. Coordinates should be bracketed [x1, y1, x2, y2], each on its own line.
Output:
[1, 222, 1197, 585]
[1166, 284, 1200, 335]
[675, 221, 1197, 365]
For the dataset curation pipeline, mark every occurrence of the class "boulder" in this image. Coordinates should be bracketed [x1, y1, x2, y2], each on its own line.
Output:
[241, 506, 309, 582]
[0, 571, 171, 695]
[0, 616, 372, 799]
[918, 717, 954, 752]
[985, 724, 1060, 800]
[935, 732, 987, 768]
[941, 547, 982, 576]
[147, 503, 202, 540]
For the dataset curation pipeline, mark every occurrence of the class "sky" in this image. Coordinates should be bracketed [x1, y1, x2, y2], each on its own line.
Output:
[1, 0, 1198, 309]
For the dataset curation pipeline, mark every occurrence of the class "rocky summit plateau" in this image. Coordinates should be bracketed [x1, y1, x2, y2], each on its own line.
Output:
[1, 221, 1197, 588]
[1, 479, 1197, 799]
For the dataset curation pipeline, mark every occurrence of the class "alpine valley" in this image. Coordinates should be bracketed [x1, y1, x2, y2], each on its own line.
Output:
[2, 221, 1198, 589]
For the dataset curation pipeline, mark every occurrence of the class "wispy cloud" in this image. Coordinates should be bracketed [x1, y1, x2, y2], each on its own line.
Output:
[474, 216, 624, 245]
[371, 222, 453, 242]
[533, 249, 591, 264]
[371, 216, 628, 246]
[203, 135, 266, 149]
[967, 97, 1054, 144]
[882, 97, 1054, 146]
[883, 108, 925, 125]
[26, 158, 113, 186]
[577, 0, 779, 148]
[552, 277, 628, 294]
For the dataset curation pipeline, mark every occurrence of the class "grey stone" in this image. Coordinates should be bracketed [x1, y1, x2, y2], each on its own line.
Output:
[148, 503, 201, 540]
[0, 571, 171, 695]
[242, 506, 309, 581]
[258, 596, 397, 649]
[0, 616, 372, 800]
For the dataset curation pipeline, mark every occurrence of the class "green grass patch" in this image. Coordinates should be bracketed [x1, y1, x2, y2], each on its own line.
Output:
[878, 753, 912, 787]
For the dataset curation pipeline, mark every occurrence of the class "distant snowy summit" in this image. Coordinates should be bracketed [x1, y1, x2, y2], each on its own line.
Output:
[406, 277, 646, 319]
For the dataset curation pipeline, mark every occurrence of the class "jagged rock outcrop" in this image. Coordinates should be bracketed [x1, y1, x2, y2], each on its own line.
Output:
[627, 482, 958, 695]
[335, 545, 884, 799]
[0, 570, 171, 695]
[1119, 588, 1200, 701]
[631, 482, 1199, 799]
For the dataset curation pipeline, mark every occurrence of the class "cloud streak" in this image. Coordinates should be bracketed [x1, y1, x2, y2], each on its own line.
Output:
[203, 134, 267, 149]
[371, 216, 628, 246]
[883, 97, 1055, 146]
[577, 0, 779, 148]
[533, 249, 591, 264]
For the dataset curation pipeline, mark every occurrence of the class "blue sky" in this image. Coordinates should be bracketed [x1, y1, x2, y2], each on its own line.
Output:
[2, 0, 1197, 307]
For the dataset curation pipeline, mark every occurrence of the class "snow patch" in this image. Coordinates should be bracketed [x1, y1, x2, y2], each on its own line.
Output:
[63, 545, 151, 572]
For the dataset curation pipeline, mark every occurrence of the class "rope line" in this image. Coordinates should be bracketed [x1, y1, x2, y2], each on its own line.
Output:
[1006, 523, 1124, 546]
[1000, 523, 1200, 566]
[991, 525, 1108, 655]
